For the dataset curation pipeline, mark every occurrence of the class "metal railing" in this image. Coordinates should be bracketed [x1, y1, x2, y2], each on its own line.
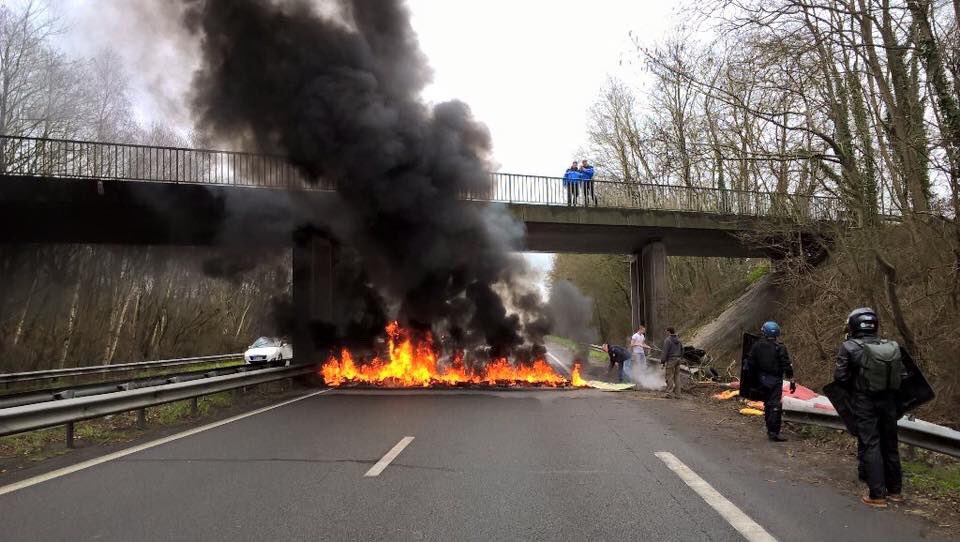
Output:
[0, 364, 315, 447]
[0, 360, 271, 410]
[0, 354, 243, 387]
[782, 400, 960, 458]
[478, 173, 843, 220]
[0, 134, 842, 220]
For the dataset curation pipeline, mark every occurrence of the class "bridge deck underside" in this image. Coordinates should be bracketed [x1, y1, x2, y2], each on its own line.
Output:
[1, 176, 778, 257]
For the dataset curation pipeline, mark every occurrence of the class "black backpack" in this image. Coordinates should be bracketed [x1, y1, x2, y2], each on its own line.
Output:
[853, 339, 903, 393]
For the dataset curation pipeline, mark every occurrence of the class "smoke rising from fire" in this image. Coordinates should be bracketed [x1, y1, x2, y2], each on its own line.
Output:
[179, 0, 549, 355]
[547, 280, 599, 347]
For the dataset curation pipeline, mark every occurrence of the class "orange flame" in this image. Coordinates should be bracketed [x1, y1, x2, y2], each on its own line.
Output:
[320, 322, 585, 388]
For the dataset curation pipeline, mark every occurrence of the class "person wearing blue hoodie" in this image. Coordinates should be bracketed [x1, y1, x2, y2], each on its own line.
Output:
[579, 159, 596, 206]
[563, 161, 581, 206]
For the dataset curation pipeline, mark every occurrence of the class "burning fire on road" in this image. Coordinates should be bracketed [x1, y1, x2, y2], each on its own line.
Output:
[321, 322, 585, 388]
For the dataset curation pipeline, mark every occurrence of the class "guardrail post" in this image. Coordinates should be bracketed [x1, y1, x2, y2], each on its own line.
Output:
[136, 408, 146, 429]
[65, 422, 75, 448]
[191, 397, 199, 416]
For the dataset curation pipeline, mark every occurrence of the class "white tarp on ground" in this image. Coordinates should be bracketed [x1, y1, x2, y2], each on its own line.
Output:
[584, 380, 636, 391]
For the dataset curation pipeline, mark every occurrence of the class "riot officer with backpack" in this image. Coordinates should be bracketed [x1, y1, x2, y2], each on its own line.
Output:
[834, 308, 904, 508]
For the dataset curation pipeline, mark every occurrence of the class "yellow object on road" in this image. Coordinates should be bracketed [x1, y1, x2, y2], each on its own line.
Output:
[739, 408, 764, 416]
[712, 389, 740, 400]
[745, 400, 765, 410]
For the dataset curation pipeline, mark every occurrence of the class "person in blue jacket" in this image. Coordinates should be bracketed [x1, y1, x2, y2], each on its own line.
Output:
[563, 161, 581, 206]
[579, 159, 596, 206]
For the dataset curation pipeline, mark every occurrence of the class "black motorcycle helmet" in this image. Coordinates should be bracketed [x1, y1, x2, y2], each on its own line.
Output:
[847, 307, 879, 337]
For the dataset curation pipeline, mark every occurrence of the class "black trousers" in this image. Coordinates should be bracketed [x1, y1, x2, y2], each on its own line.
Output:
[582, 180, 596, 205]
[566, 183, 579, 205]
[853, 392, 902, 499]
[608, 358, 624, 382]
[760, 375, 783, 436]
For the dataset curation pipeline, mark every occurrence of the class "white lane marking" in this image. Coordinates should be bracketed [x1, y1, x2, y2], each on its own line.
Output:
[0, 388, 333, 497]
[655, 451, 777, 542]
[364, 436, 415, 477]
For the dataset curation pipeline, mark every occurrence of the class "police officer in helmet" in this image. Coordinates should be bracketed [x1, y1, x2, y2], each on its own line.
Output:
[835, 308, 904, 508]
[744, 321, 795, 442]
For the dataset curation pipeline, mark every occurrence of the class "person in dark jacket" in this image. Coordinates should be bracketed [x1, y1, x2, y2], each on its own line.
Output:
[602, 343, 629, 382]
[563, 161, 581, 206]
[834, 307, 903, 508]
[579, 159, 596, 206]
[744, 321, 795, 441]
[661, 327, 683, 397]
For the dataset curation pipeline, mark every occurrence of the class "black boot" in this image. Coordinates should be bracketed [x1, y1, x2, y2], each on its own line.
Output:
[768, 433, 787, 442]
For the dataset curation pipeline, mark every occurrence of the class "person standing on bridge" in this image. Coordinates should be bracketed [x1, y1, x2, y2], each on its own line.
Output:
[661, 327, 684, 397]
[743, 321, 795, 442]
[563, 161, 581, 206]
[834, 308, 903, 508]
[579, 159, 596, 206]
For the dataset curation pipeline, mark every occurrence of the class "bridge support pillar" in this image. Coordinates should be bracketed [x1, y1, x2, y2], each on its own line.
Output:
[629, 255, 644, 334]
[292, 234, 335, 366]
[629, 241, 668, 343]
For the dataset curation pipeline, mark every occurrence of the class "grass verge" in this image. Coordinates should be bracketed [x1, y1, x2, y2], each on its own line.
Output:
[903, 459, 960, 499]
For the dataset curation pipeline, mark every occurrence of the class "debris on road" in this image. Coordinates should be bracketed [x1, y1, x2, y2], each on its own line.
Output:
[583, 381, 636, 391]
[712, 389, 740, 400]
[739, 408, 764, 416]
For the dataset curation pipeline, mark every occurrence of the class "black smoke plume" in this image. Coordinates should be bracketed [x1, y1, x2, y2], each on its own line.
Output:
[181, 0, 548, 356]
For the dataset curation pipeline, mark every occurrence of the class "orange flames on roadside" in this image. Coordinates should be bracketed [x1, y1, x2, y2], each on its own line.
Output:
[321, 322, 585, 388]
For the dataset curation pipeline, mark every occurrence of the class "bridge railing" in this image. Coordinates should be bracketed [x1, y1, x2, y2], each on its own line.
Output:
[1, 134, 841, 220]
[478, 173, 842, 220]
[0, 135, 325, 190]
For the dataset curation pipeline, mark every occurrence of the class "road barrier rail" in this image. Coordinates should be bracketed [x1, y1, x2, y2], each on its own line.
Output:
[783, 399, 960, 458]
[0, 364, 315, 447]
[0, 354, 243, 387]
[0, 361, 281, 410]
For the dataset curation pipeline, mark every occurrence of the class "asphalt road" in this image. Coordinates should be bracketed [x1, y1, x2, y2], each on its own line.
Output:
[0, 385, 946, 541]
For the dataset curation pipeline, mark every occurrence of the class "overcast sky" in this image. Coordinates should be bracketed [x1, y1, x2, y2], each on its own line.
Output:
[51, 0, 683, 287]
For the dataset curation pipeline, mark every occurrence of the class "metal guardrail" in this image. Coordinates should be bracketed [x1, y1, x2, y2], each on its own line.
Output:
[782, 401, 960, 458]
[0, 354, 243, 386]
[0, 362, 279, 409]
[0, 134, 844, 220]
[0, 364, 315, 445]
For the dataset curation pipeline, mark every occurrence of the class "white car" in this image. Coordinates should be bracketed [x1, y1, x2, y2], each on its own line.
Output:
[244, 337, 293, 366]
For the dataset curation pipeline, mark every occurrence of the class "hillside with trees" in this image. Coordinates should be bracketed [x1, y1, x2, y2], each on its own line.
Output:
[558, 0, 960, 426]
[0, 2, 290, 371]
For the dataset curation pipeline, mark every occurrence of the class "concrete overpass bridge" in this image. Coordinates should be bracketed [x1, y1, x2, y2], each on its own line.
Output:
[0, 135, 841, 354]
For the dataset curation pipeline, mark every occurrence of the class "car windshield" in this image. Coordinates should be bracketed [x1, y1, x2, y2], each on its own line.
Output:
[250, 337, 279, 348]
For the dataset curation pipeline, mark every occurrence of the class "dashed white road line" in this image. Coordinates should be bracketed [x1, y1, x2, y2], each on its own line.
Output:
[365, 436, 415, 477]
[0, 388, 333, 497]
[655, 451, 777, 542]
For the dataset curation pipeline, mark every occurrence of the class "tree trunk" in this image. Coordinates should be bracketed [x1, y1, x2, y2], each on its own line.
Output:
[12, 271, 38, 347]
[107, 284, 137, 363]
[60, 260, 85, 367]
[875, 253, 917, 354]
